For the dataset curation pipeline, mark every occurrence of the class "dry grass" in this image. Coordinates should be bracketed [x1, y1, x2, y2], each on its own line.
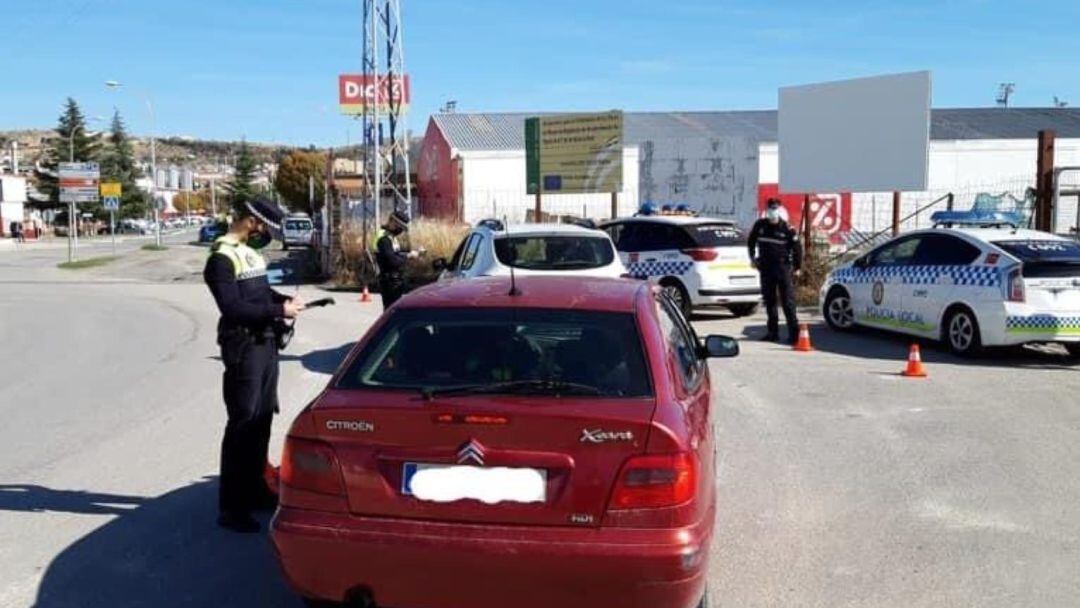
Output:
[336, 219, 470, 286]
[795, 237, 836, 306]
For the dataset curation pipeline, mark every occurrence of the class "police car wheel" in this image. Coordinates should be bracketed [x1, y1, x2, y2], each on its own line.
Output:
[1064, 343, 1080, 358]
[824, 288, 855, 331]
[660, 280, 692, 319]
[944, 307, 982, 356]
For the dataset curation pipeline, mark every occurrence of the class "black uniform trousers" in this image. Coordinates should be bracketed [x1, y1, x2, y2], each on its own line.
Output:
[379, 273, 406, 311]
[219, 330, 279, 514]
[760, 263, 799, 338]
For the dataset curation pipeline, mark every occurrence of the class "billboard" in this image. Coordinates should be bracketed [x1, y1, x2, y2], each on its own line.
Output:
[59, 162, 100, 203]
[526, 111, 623, 195]
[339, 74, 410, 115]
[779, 71, 931, 193]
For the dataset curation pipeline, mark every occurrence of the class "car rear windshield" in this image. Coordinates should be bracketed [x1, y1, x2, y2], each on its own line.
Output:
[995, 240, 1080, 278]
[493, 235, 614, 270]
[285, 220, 311, 230]
[691, 223, 747, 247]
[336, 308, 652, 397]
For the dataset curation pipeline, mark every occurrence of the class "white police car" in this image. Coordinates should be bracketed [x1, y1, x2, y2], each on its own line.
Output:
[434, 219, 627, 281]
[599, 215, 760, 318]
[821, 211, 1080, 357]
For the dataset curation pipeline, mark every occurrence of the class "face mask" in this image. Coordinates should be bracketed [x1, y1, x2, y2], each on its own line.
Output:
[766, 208, 781, 222]
[247, 229, 272, 250]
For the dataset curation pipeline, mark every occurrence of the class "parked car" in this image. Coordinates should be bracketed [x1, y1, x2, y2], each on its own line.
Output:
[199, 221, 227, 243]
[599, 215, 761, 318]
[822, 210, 1080, 356]
[434, 219, 627, 280]
[283, 214, 314, 250]
[271, 275, 737, 608]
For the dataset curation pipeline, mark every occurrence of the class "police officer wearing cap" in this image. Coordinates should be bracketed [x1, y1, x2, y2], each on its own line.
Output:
[374, 209, 422, 310]
[748, 198, 803, 343]
[204, 198, 304, 533]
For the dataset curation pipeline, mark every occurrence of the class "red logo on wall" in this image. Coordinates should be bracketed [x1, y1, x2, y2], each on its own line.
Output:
[757, 184, 852, 243]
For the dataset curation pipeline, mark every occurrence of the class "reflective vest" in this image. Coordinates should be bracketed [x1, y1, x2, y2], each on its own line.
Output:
[211, 235, 268, 281]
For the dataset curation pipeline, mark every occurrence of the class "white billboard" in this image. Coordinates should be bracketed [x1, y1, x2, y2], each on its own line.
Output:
[779, 71, 931, 193]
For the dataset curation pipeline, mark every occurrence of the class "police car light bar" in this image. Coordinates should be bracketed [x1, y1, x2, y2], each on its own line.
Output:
[930, 210, 1022, 229]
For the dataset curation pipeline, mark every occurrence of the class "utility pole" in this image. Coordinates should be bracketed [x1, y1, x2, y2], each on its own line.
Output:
[362, 0, 412, 224]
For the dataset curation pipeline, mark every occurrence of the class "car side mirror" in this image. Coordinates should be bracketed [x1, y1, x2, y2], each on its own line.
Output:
[432, 257, 448, 272]
[700, 335, 739, 359]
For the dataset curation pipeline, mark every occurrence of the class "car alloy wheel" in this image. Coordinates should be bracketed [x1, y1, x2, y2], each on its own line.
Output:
[825, 290, 854, 330]
[945, 308, 981, 356]
[661, 282, 691, 318]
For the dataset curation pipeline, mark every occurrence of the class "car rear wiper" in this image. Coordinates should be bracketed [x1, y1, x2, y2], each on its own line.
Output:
[422, 379, 606, 401]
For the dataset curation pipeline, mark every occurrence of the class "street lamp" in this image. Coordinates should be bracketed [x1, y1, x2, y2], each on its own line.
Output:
[105, 80, 160, 247]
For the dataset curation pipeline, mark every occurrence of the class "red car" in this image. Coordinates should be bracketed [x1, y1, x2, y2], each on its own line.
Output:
[271, 276, 738, 608]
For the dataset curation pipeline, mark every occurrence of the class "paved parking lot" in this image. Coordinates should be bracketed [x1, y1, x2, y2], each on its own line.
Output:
[1, 241, 1078, 607]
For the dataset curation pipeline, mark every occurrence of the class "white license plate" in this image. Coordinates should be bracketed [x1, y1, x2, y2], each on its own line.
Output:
[402, 463, 547, 504]
[730, 276, 758, 286]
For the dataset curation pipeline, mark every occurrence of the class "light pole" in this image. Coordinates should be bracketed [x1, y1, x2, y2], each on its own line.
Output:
[106, 80, 160, 247]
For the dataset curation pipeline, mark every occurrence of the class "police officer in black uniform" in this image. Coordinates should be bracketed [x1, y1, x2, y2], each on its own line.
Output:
[204, 198, 305, 533]
[374, 210, 421, 311]
[748, 198, 803, 344]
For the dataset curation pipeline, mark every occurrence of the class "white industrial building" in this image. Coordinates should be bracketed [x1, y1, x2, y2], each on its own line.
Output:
[417, 108, 1080, 236]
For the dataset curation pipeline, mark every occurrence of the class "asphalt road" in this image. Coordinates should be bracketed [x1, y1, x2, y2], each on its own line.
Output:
[1, 238, 1078, 607]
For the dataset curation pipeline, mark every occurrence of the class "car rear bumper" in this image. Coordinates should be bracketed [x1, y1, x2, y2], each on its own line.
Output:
[695, 288, 761, 306]
[271, 507, 711, 608]
[983, 303, 1080, 345]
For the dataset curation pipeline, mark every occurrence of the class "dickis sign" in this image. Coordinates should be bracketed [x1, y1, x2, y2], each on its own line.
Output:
[339, 74, 410, 115]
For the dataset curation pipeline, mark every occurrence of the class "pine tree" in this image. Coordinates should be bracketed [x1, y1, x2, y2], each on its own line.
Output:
[99, 110, 149, 219]
[225, 140, 259, 212]
[34, 98, 102, 206]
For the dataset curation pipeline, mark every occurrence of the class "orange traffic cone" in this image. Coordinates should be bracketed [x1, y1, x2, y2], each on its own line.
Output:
[793, 323, 814, 352]
[902, 343, 928, 378]
[263, 460, 280, 495]
[359, 285, 372, 303]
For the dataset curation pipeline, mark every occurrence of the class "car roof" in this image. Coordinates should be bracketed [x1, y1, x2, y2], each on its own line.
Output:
[478, 222, 606, 237]
[899, 226, 1068, 244]
[602, 215, 736, 227]
[398, 276, 646, 312]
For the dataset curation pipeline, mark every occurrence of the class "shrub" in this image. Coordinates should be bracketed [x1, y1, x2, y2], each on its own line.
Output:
[336, 219, 470, 287]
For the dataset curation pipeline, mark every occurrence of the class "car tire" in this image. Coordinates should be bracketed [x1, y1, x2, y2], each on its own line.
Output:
[660, 278, 692, 319]
[283, 242, 289, 251]
[823, 287, 855, 331]
[1064, 343, 1080, 358]
[943, 306, 982, 357]
[727, 303, 759, 317]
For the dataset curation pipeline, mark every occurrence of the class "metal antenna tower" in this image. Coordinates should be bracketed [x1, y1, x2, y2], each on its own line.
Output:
[362, 0, 412, 221]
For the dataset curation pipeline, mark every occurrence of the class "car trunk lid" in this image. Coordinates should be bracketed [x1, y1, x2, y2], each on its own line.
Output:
[311, 390, 655, 527]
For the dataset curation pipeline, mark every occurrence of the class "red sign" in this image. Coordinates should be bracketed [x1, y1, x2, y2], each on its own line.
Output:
[338, 74, 410, 115]
[757, 184, 852, 243]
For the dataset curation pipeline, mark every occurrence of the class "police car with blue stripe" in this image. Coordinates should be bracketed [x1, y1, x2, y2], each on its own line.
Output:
[599, 215, 761, 318]
[821, 211, 1080, 357]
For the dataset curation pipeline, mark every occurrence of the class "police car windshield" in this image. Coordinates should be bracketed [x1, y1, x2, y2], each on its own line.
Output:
[493, 235, 614, 270]
[336, 308, 653, 398]
[691, 223, 747, 247]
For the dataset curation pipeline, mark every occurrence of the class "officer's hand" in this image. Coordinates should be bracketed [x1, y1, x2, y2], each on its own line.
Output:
[407, 250, 420, 259]
[751, 258, 759, 269]
[284, 297, 306, 318]
[793, 269, 802, 278]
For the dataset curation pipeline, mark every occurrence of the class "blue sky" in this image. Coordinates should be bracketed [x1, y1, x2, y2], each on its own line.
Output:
[3, 0, 1078, 145]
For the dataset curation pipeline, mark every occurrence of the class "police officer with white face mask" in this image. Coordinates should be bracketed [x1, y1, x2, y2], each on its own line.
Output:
[748, 198, 803, 344]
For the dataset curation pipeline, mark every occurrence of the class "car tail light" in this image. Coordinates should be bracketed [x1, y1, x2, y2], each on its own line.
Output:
[610, 453, 696, 509]
[1007, 267, 1025, 302]
[280, 436, 344, 496]
[680, 248, 718, 262]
